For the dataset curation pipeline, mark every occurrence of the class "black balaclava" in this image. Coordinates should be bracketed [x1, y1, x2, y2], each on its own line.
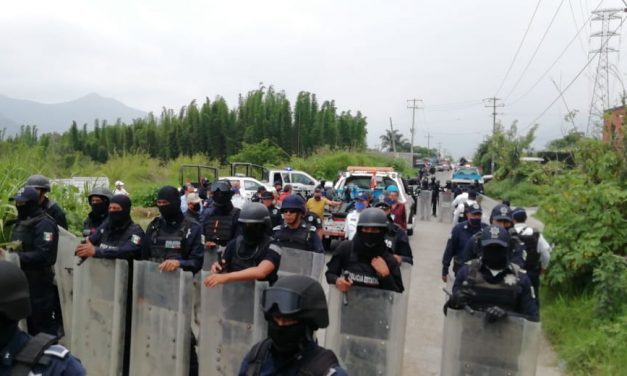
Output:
[108, 195, 132, 229]
[482, 244, 509, 270]
[157, 186, 183, 223]
[16, 200, 40, 221]
[242, 223, 266, 244]
[268, 321, 312, 355]
[89, 196, 109, 221]
[354, 228, 386, 260]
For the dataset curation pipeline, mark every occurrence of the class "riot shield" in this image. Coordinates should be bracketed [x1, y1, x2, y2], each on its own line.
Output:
[277, 246, 325, 280]
[439, 191, 453, 224]
[441, 309, 541, 376]
[129, 261, 193, 376]
[419, 190, 432, 221]
[199, 278, 268, 375]
[55, 228, 81, 345]
[325, 285, 409, 376]
[203, 245, 226, 271]
[71, 258, 129, 375]
[0, 251, 20, 265]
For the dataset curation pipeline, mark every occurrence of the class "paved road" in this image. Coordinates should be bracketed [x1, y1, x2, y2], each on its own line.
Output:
[401, 176, 562, 375]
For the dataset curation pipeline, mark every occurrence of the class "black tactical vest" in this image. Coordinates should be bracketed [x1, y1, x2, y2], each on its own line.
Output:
[466, 260, 519, 312]
[99, 224, 138, 250]
[273, 224, 310, 251]
[228, 237, 272, 272]
[148, 218, 193, 262]
[205, 207, 240, 245]
[12, 213, 49, 253]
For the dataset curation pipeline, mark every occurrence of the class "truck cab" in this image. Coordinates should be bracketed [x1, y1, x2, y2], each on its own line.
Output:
[263, 168, 319, 198]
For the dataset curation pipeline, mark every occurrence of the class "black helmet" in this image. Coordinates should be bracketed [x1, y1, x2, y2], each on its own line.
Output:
[261, 275, 328, 330]
[280, 194, 306, 213]
[211, 180, 232, 193]
[88, 186, 113, 201]
[26, 174, 51, 191]
[0, 261, 31, 321]
[357, 208, 388, 228]
[239, 202, 271, 230]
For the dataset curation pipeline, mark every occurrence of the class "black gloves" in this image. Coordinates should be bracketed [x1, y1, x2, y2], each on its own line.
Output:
[485, 306, 508, 323]
[443, 288, 476, 315]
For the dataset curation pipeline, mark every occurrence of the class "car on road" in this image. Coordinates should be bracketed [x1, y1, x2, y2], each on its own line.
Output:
[219, 176, 274, 201]
[451, 166, 483, 187]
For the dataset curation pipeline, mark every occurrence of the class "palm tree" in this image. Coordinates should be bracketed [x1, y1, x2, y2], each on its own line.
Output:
[379, 129, 409, 152]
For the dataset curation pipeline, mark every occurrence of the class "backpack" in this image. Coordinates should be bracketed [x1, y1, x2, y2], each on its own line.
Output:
[518, 227, 541, 270]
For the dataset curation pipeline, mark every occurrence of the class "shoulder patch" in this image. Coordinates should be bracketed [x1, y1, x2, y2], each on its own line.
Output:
[309, 226, 317, 232]
[43, 344, 70, 359]
[307, 215, 314, 222]
[272, 209, 278, 215]
[131, 234, 142, 245]
[43, 232, 54, 242]
[272, 225, 282, 231]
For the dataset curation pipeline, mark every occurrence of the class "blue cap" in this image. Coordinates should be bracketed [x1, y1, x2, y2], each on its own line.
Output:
[386, 185, 399, 193]
[10, 187, 40, 202]
[466, 202, 482, 214]
[512, 207, 527, 222]
[491, 204, 513, 222]
[481, 225, 510, 247]
[356, 192, 369, 201]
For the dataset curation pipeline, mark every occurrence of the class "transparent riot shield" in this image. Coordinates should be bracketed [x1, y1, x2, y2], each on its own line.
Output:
[203, 245, 225, 271]
[129, 261, 193, 376]
[277, 246, 325, 280]
[0, 251, 20, 265]
[71, 258, 129, 375]
[439, 191, 453, 224]
[199, 278, 268, 376]
[325, 285, 408, 376]
[55, 228, 81, 346]
[420, 190, 432, 221]
[441, 309, 541, 376]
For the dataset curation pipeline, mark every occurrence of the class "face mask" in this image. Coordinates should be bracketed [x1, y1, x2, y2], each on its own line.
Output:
[108, 211, 129, 228]
[386, 198, 397, 205]
[482, 245, 508, 270]
[16, 201, 38, 220]
[158, 204, 180, 221]
[468, 218, 482, 227]
[355, 202, 366, 212]
[242, 224, 265, 243]
[90, 201, 108, 217]
[355, 231, 385, 260]
[213, 191, 231, 205]
[268, 320, 309, 354]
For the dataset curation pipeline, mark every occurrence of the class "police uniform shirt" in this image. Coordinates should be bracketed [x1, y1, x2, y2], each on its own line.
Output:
[41, 197, 68, 230]
[304, 212, 323, 230]
[267, 205, 282, 228]
[222, 235, 281, 284]
[453, 262, 538, 320]
[387, 223, 413, 264]
[442, 221, 487, 276]
[325, 240, 404, 293]
[272, 222, 324, 253]
[142, 217, 205, 274]
[0, 329, 86, 375]
[13, 213, 59, 269]
[88, 219, 145, 260]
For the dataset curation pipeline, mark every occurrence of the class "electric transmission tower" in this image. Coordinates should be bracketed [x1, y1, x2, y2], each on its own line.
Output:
[587, 7, 625, 134]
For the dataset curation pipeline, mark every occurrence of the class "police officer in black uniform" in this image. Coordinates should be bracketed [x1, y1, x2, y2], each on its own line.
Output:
[429, 177, 440, 217]
[202, 180, 241, 251]
[83, 186, 113, 236]
[204, 203, 281, 287]
[0, 261, 86, 375]
[326, 208, 404, 293]
[238, 275, 347, 376]
[8, 187, 61, 337]
[442, 203, 487, 282]
[25, 175, 68, 230]
[142, 186, 204, 273]
[373, 202, 413, 265]
[462, 204, 526, 268]
[260, 191, 282, 229]
[272, 195, 323, 253]
[75, 194, 145, 260]
[444, 225, 538, 322]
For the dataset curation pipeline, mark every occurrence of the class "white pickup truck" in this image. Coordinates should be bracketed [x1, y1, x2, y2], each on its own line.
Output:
[321, 166, 416, 249]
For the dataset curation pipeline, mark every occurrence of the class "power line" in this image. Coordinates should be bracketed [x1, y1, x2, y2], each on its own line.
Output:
[504, 0, 567, 100]
[509, 0, 605, 106]
[523, 14, 627, 131]
[494, 0, 543, 97]
[407, 99, 423, 156]
[568, 0, 592, 58]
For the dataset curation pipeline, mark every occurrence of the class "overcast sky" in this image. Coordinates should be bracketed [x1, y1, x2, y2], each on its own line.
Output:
[2, 0, 626, 158]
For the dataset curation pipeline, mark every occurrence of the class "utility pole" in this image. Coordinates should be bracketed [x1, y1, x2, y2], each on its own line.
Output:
[389, 117, 397, 152]
[483, 97, 504, 174]
[425, 132, 433, 151]
[438, 142, 442, 158]
[407, 99, 423, 156]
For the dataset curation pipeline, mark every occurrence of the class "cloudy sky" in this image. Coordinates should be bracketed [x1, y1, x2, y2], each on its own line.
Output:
[2, 0, 626, 158]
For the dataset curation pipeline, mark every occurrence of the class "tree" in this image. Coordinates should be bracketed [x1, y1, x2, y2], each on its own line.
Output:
[379, 129, 408, 152]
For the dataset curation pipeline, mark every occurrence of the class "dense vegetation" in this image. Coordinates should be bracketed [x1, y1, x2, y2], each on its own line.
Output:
[481, 124, 626, 375]
[2, 86, 368, 164]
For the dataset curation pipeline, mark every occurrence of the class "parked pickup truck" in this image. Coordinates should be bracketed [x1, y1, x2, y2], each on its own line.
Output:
[321, 166, 416, 250]
[451, 166, 483, 187]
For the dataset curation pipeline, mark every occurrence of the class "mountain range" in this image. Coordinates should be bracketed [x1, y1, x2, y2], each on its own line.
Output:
[0, 93, 147, 136]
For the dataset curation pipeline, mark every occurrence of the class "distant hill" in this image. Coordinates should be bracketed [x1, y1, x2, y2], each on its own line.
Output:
[0, 93, 147, 136]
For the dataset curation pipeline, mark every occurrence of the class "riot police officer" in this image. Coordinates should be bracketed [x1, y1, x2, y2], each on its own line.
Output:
[204, 203, 281, 287]
[25, 174, 68, 230]
[462, 204, 526, 267]
[326, 208, 404, 293]
[75, 194, 145, 260]
[272, 195, 323, 253]
[260, 191, 282, 229]
[8, 187, 61, 336]
[238, 275, 347, 376]
[202, 180, 241, 250]
[83, 186, 113, 236]
[373, 202, 413, 265]
[442, 203, 487, 282]
[142, 186, 204, 273]
[445, 225, 538, 322]
[0, 261, 86, 375]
